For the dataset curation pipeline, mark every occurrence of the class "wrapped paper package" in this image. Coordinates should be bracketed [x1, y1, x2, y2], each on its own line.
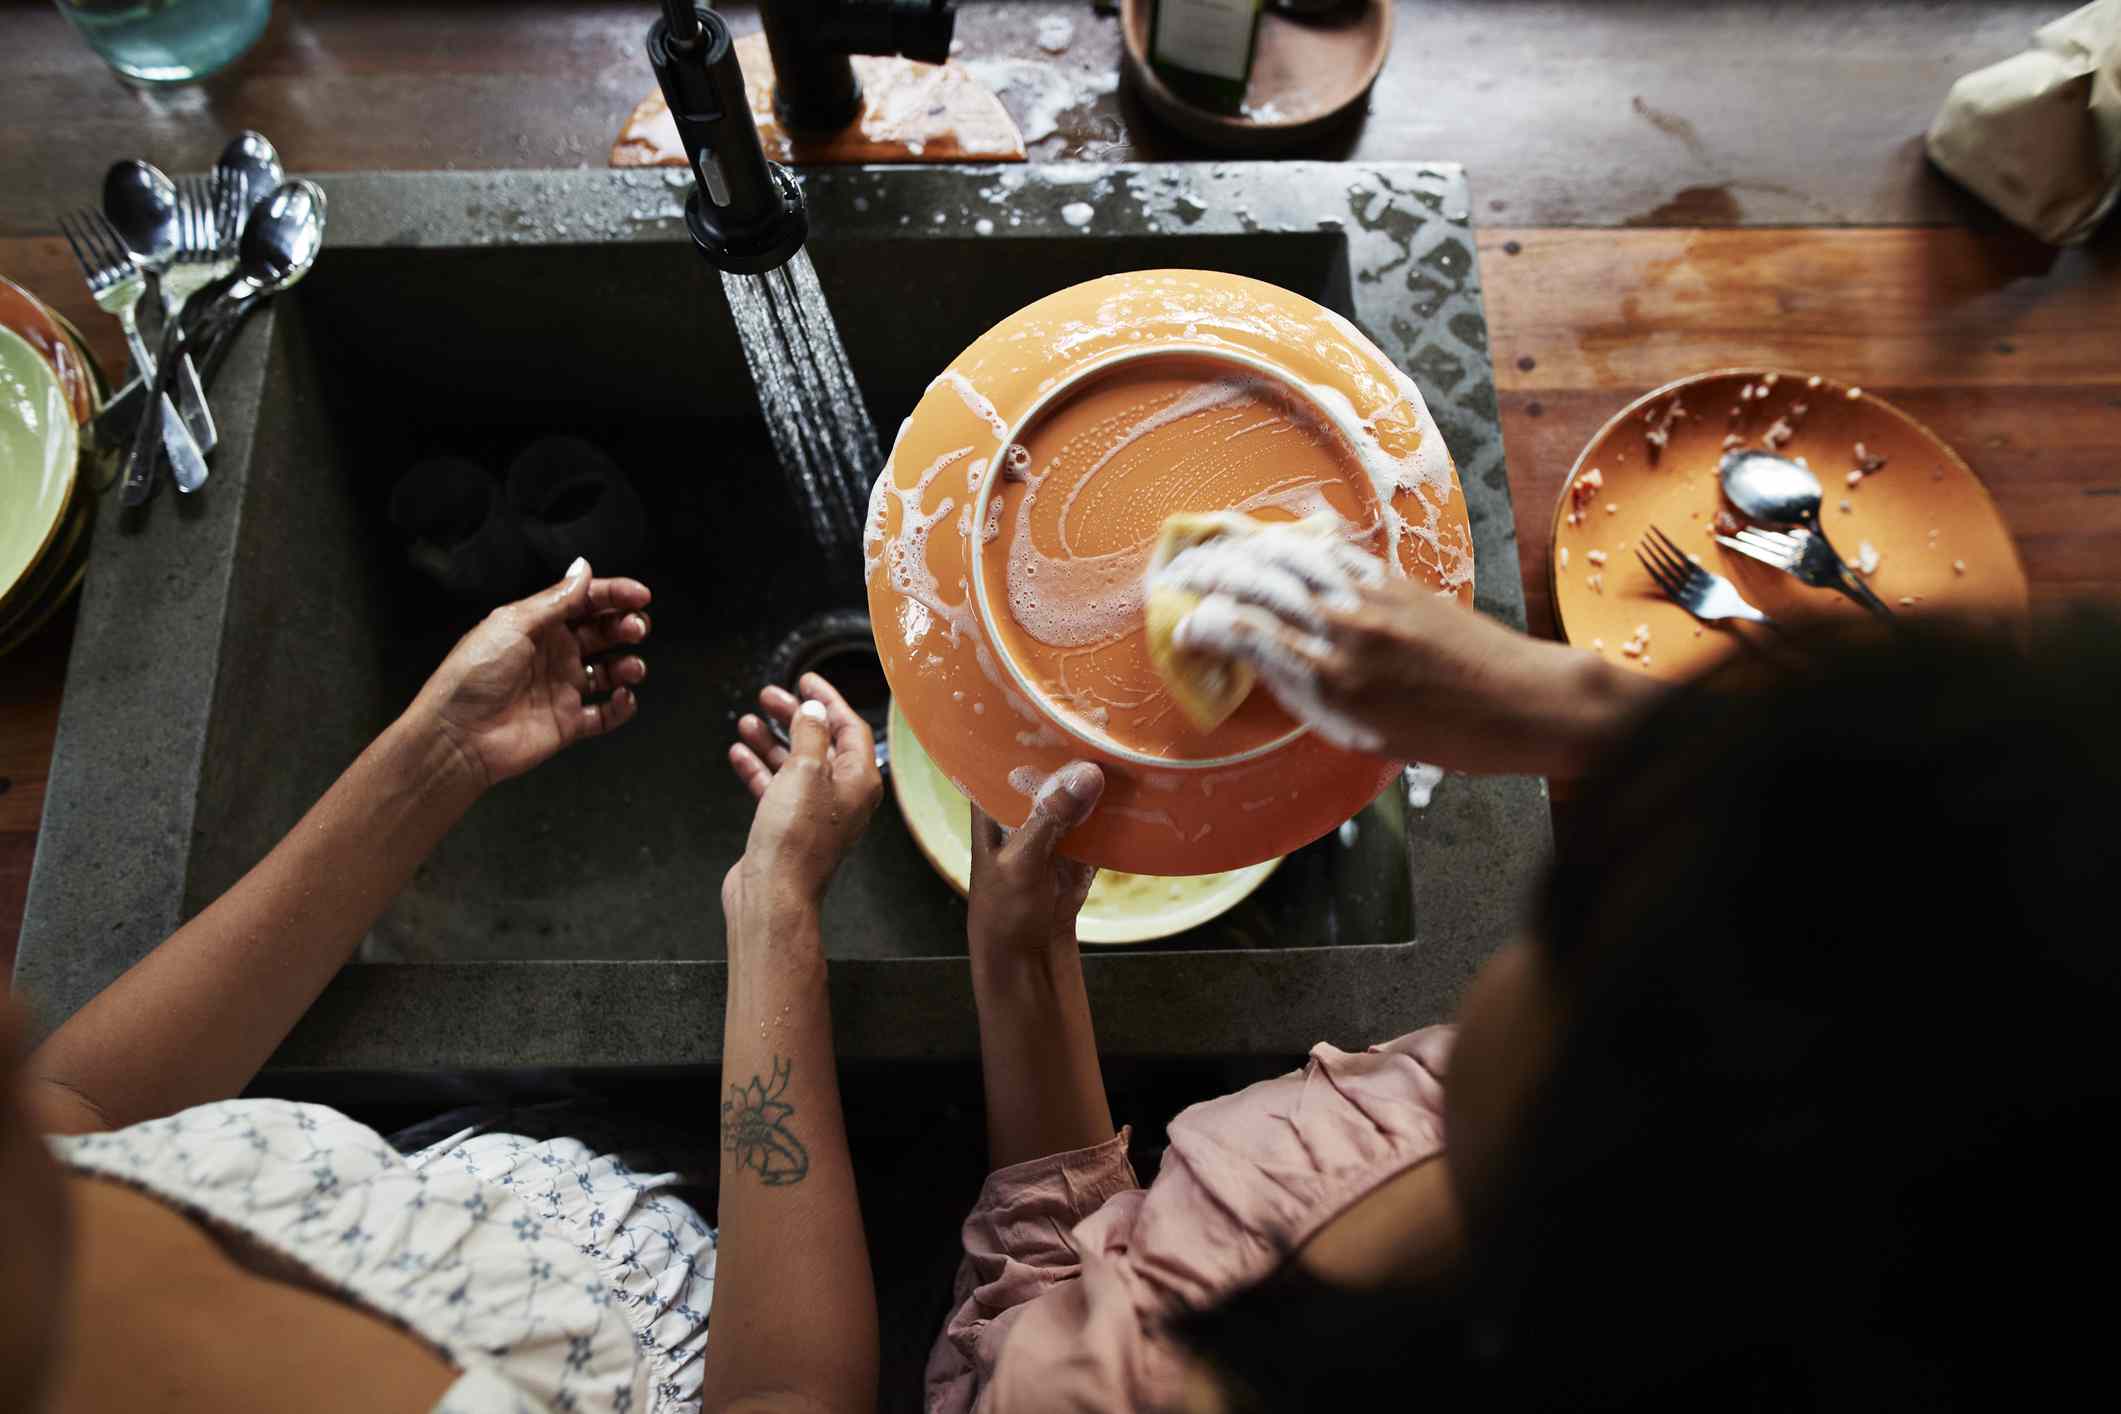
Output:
[1926, 0, 2121, 244]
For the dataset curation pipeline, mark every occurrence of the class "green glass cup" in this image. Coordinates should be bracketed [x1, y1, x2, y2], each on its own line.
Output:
[52, 0, 272, 85]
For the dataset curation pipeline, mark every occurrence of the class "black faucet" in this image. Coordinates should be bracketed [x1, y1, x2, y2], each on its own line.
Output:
[759, 0, 957, 134]
[646, 2, 956, 275]
[647, 1, 808, 275]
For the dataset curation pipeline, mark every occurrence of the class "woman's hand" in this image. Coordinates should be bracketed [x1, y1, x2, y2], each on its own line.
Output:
[968, 762, 1104, 962]
[1159, 528, 1660, 777]
[411, 558, 652, 788]
[724, 673, 882, 921]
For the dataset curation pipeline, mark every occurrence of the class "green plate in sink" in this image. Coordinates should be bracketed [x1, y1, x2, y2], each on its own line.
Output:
[0, 324, 81, 624]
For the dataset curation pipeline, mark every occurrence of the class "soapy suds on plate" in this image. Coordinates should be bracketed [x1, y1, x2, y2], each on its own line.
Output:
[931, 369, 1011, 440]
[866, 445, 1041, 727]
[983, 342, 1461, 748]
[1002, 375, 1369, 655]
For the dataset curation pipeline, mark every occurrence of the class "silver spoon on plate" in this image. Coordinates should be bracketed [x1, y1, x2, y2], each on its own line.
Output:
[1717, 449, 1895, 619]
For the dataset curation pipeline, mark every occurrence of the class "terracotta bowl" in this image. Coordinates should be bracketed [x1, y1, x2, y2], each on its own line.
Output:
[865, 269, 1472, 874]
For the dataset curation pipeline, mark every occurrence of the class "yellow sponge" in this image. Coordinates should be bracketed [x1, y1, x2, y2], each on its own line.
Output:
[1145, 512, 1335, 732]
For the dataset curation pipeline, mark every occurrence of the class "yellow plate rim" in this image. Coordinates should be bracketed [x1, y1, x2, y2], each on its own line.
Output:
[886, 699, 1283, 945]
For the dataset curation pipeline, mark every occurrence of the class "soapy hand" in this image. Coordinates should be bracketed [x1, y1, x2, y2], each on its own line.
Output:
[1160, 530, 1640, 774]
[724, 673, 883, 918]
[413, 558, 652, 787]
[968, 762, 1104, 960]
[1156, 525, 1402, 752]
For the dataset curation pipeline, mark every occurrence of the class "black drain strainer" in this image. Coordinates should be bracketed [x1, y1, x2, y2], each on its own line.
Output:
[762, 610, 890, 770]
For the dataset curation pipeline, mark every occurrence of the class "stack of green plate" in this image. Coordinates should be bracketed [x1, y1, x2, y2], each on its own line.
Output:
[1, 276, 109, 657]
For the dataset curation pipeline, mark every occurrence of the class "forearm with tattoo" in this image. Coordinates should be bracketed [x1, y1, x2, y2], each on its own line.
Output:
[721, 1055, 810, 1186]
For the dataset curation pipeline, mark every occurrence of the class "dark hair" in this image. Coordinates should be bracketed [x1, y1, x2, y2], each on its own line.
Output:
[1179, 610, 2121, 1411]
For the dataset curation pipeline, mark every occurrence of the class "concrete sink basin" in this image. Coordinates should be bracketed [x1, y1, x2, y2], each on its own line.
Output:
[16, 163, 1548, 1071]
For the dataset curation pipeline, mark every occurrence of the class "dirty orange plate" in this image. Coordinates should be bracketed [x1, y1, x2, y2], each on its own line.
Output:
[866, 269, 1473, 875]
[1551, 369, 2028, 679]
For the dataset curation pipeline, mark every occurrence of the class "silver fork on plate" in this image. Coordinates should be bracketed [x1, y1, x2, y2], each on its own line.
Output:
[1636, 524, 1778, 629]
[56, 208, 208, 491]
[1716, 526, 1896, 620]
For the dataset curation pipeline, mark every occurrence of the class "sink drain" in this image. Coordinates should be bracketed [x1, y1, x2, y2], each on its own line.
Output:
[762, 610, 890, 770]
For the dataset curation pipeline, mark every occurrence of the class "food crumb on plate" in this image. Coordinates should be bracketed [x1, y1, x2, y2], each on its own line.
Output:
[1839, 499, 1853, 513]
[1605, 502, 1619, 514]
[1847, 386, 1863, 399]
[1854, 540, 1880, 575]
[1558, 546, 1569, 569]
[1587, 572, 1604, 593]
[1586, 548, 1607, 565]
[1954, 559, 1967, 574]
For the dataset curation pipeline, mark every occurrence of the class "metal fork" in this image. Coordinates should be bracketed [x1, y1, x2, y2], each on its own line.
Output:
[165, 174, 228, 305]
[1636, 524, 1778, 628]
[58, 208, 162, 391]
[213, 165, 247, 259]
[57, 208, 206, 489]
[1717, 526, 1896, 620]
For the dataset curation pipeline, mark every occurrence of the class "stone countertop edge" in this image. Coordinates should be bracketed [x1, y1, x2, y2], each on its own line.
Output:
[15, 161, 1550, 1069]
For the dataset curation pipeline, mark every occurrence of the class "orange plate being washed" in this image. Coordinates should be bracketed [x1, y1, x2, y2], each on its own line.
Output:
[1551, 369, 2028, 679]
[867, 270, 1473, 875]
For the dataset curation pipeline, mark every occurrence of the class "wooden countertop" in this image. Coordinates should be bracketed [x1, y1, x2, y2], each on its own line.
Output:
[4, 0, 2118, 971]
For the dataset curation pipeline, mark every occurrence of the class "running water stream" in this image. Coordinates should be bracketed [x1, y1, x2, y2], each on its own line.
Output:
[721, 250, 882, 558]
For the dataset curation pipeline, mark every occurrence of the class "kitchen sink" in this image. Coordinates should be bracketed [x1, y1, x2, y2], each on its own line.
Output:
[16, 164, 1549, 1068]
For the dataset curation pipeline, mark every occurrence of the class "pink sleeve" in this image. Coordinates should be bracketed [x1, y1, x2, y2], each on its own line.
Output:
[923, 1127, 1142, 1414]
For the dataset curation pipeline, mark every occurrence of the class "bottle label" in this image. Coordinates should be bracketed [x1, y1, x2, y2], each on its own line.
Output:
[1153, 0, 1254, 82]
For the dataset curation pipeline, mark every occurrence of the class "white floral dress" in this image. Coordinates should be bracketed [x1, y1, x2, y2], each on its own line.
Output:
[51, 1098, 717, 1414]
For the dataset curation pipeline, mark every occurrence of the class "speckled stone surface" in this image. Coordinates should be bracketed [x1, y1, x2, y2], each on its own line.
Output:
[15, 163, 1548, 1068]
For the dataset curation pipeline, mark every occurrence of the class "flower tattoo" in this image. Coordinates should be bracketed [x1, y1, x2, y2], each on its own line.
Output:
[722, 1055, 810, 1186]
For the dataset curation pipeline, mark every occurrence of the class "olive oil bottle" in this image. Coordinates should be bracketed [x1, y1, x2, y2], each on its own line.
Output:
[1148, 0, 1263, 116]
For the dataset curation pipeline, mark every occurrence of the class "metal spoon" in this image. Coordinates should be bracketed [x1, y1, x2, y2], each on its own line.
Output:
[1718, 448, 1895, 618]
[89, 132, 287, 445]
[121, 180, 328, 506]
[103, 159, 217, 452]
[220, 179, 326, 304]
[213, 131, 283, 255]
[102, 160, 182, 274]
